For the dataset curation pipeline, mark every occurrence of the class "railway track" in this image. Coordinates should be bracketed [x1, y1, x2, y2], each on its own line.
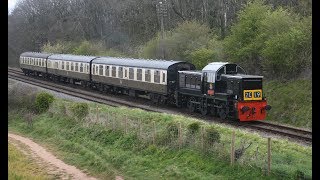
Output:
[241, 121, 312, 142]
[8, 67, 312, 144]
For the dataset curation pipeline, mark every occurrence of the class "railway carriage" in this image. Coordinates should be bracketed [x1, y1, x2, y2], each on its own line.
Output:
[20, 52, 52, 76]
[46, 54, 96, 86]
[90, 57, 195, 103]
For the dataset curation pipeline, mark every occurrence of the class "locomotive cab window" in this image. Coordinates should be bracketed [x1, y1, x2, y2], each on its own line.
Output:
[196, 77, 201, 89]
[185, 75, 190, 88]
[216, 67, 225, 81]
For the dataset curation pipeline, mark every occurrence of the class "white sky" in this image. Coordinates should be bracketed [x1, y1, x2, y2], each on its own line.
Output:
[8, 0, 17, 14]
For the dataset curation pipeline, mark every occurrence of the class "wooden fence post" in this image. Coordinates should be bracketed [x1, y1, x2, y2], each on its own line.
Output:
[138, 119, 142, 138]
[178, 122, 182, 149]
[112, 113, 115, 131]
[230, 130, 235, 165]
[152, 121, 156, 145]
[268, 137, 271, 175]
[96, 105, 99, 123]
[125, 115, 128, 134]
[201, 126, 204, 151]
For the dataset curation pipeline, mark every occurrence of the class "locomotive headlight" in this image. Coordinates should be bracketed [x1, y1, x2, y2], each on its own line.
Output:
[241, 106, 250, 113]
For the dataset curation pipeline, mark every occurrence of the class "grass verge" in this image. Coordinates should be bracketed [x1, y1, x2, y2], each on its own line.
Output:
[8, 96, 312, 179]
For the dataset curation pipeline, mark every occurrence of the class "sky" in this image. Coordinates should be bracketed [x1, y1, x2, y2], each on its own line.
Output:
[8, 0, 17, 14]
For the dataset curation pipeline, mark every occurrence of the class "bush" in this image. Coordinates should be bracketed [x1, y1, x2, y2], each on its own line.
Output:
[70, 103, 89, 121]
[34, 92, 54, 114]
[187, 122, 201, 134]
[140, 21, 212, 62]
[41, 40, 77, 54]
[204, 126, 220, 144]
[189, 48, 217, 69]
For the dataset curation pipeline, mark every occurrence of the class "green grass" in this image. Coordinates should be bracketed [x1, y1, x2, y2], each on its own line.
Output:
[263, 79, 312, 129]
[8, 96, 312, 179]
[8, 143, 50, 180]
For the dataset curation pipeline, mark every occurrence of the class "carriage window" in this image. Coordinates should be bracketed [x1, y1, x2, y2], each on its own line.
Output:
[62, 61, 65, 69]
[75, 63, 79, 71]
[129, 68, 134, 79]
[99, 65, 103, 75]
[55, 61, 58, 69]
[47, 60, 50, 67]
[66, 62, 69, 70]
[95, 65, 98, 74]
[124, 68, 128, 78]
[154, 70, 160, 83]
[83, 64, 86, 73]
[87, 64, 89, 73]
[185, 75, 191, 88]
[118, 67, 123, 78]
[92, 65, 95, 74]
[162, 72, 166, 83]
[105, 66, 110, 76]
[145, 69, 150, 82]
[80, 63, 84, 72]
[112, 67, 117, 77]
[71, 62, 74, 71]
[137, 69, 142, 81]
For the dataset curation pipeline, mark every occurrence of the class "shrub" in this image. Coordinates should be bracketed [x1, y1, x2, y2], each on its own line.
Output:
[70, 103, 89, 121]
[34, 92, 54, 114]
[204, 126, 220, 144]
[187, 122, 201, 134]
[140, 21, 212, 61]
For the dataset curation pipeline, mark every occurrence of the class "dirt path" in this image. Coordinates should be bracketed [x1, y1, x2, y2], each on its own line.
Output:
[8, 133, 97, 180]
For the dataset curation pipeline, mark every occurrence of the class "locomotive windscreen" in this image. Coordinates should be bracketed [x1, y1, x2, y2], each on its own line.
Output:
[242, 79, 262, 90]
